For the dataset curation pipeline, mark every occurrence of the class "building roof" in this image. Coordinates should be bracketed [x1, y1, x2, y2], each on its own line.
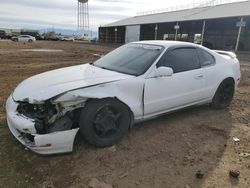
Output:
[104, 1, 250, 27]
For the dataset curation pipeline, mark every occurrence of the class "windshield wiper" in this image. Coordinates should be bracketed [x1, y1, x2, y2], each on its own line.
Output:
[89, 62, 108, 70]
[98, 66, 108, 70]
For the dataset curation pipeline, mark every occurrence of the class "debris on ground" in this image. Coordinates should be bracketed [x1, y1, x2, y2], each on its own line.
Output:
[88, 178, 113, 188]
[195, 170, 204, 179]
[91, 53, 102, 57]
[229, 170, 240, 178]
[239, 153, 250, 158]
[233, 137, 240, 142]
[185, 184, 191, 188]
[107, 145, 117, 152]
[119, 172, 128, 179]
[135, 181, 140, 186]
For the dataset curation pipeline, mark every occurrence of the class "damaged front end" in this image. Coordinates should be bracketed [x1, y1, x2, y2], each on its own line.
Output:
[6, 63, 135, 155]
[17, 101, 78, 134]
[6, 95, 85, 155]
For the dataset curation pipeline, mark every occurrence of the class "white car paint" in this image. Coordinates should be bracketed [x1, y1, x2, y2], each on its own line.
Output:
[6, 96, 79, 155]
[6, 40, 241, 155]
[13, 64, 133, 103]
[144, 66, 206, 116]
[12, 35, 36, 42]
[60, 36, 75, 41]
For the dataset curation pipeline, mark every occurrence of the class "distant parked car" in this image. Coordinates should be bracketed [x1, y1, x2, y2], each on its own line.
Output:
[35, 35, 44, 40]
[44, 35, 60, 41]
[0, 30, 6, 39]
[75, 35, 91, 41]
[90, 37, 98, 43]
[60, 36, 74, 41]
[21, 31, 41, 40]
[11, 35, 36, 43]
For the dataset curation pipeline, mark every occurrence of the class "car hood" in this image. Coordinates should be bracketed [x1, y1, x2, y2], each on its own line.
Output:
[13, 64, 133, 103]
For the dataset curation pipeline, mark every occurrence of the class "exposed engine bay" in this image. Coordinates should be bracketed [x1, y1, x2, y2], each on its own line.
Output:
[16, 100, 85, 134]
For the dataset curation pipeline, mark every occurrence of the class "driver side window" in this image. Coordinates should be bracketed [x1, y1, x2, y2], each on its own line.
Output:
[157, 47, 201, 73]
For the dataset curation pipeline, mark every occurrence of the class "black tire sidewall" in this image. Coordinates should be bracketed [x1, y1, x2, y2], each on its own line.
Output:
[79, 99, 131, 147]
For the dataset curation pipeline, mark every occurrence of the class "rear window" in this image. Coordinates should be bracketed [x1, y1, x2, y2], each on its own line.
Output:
[197, 48, 215, 67]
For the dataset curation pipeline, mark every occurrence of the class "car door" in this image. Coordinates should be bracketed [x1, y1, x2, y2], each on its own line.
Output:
[196, 48, 217, 99]
[24, 36, 29, 42]
[18, 36, 23, 42]
[144, 46, 206, 116]
[18, 36, 25, 42]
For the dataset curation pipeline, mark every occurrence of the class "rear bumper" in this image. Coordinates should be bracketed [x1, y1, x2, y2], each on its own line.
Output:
[6, 95, 79, 155]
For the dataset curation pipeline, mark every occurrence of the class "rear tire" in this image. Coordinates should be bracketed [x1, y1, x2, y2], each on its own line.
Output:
[211, 78, 235, 109]
[28, 39, 32, 43]
[79, 98, 131, 147]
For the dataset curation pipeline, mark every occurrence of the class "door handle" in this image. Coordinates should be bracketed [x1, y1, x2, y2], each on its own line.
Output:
[195, 74, 204, 79]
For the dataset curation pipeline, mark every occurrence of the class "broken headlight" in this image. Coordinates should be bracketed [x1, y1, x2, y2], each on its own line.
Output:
[17, 102, 57, 119]
[17, 102, 58, 134]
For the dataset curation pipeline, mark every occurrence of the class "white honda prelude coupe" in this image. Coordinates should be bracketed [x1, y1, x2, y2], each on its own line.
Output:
[6, 41, 241, 155]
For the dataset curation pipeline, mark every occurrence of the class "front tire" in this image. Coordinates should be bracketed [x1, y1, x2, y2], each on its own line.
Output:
[79, 99, 131, 147]
[211, 78, 235, 109]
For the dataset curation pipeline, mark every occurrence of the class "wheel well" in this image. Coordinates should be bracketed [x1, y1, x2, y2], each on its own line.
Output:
[222, 77, 235, 86]
[214, 77, 235, 95]
[212, 77, 235, 101]
[211, 77, 235, 109]
[72, 97, 135, 129]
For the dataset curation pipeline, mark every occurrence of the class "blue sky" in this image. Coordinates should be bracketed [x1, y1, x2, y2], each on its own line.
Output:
[0, 0, 213, 31]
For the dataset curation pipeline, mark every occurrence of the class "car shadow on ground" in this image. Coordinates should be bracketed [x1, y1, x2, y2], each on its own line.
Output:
[0, 105, 233, 188]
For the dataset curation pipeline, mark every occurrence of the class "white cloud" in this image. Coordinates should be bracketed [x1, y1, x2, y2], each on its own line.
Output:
[0, 0, 205, 31]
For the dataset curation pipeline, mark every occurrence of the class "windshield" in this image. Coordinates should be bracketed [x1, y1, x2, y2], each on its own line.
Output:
[93, 43, 164, 76]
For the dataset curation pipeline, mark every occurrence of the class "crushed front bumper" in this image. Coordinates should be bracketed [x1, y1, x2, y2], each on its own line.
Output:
[6, 95, 79, 155]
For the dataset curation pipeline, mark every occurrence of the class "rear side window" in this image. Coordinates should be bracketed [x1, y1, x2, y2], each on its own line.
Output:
[157, 47, 200, 73]
[197, 48, 215, 67]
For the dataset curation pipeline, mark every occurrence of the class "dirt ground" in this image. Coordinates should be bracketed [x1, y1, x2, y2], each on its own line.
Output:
[0, 40, 249, 188]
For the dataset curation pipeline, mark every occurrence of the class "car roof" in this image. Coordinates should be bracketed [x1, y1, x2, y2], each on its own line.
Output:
[132, 40, 198, 48]
[20, 35, 32, 37]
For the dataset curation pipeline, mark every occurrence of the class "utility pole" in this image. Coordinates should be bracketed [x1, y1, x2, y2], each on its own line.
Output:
[115, 28, 117, 43]
[154, 24, 158, 40]
[106, 28, 108, 43]
[201, 20, 206, 45]
[174, 22, 179, 41]
[235, 17, 245, 51]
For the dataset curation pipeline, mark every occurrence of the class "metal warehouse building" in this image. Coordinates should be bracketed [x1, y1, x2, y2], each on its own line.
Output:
[99, 0, 250, 51]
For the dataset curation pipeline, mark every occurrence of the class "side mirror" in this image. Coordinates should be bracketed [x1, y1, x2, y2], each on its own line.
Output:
[153, 67, 173, 78]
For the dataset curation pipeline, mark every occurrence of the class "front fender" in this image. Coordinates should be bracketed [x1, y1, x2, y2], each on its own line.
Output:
[54, 77, 145, 120]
